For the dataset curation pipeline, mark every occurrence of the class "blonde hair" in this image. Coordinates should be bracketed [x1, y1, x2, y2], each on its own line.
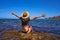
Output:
[23, 12, 28, 17]
[21, 11, 30, 19]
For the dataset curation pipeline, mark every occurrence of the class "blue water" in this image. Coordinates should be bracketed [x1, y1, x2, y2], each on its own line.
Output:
[0, 19, 60, 36]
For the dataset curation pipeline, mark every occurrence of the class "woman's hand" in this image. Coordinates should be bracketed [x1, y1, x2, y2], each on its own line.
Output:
[41, 14, 45, 17]
[11, 11, 20, 18]
[11, 12, 15, 15]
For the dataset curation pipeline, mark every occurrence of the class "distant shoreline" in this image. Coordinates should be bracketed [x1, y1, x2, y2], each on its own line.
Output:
[45, 15, 60, 20]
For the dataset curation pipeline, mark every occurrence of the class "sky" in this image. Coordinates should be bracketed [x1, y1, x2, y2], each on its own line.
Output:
[0, 0, 60, 19]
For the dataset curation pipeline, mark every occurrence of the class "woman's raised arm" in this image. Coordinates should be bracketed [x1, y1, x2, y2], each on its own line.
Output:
[30, 14, 45, 21]
[11, 12, 20, 18]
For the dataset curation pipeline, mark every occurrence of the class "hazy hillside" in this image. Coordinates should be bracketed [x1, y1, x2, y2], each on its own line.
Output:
[46, 16, 60, 20]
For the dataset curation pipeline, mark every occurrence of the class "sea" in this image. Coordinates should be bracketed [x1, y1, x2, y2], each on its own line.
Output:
[0, 19, 60, 36]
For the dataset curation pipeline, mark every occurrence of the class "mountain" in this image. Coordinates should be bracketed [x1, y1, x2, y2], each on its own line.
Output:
[45, 15, 60, 20]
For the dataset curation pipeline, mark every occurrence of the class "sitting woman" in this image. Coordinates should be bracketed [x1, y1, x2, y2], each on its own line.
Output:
[11, 11, 45, 33]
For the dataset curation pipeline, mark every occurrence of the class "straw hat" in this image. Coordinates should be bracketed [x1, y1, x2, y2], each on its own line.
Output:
[21, 11, 30, 19]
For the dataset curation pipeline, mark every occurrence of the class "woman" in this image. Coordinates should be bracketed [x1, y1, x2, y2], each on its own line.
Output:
[11, 11, 45, 33]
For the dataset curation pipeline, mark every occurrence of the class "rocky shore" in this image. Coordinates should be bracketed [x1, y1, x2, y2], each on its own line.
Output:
[0, 31, 60, 40]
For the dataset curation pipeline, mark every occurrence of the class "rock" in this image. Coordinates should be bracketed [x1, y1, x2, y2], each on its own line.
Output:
[0, 31, 60, 40]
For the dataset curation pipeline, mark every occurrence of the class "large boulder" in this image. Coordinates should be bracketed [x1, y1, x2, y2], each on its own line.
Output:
[0, 31, 60, 40]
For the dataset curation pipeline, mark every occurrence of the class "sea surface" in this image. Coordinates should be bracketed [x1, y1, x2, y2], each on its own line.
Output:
[0, 19, 60, 36]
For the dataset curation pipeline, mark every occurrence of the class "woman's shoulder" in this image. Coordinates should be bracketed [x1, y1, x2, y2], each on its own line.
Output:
[19, 17, 22, 19]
